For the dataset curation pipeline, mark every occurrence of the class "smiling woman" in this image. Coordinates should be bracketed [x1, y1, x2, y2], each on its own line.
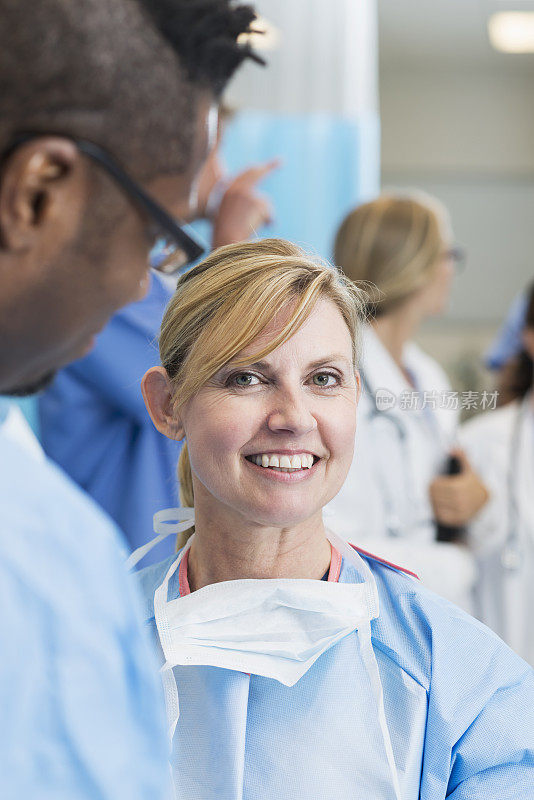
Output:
[135, 238, 533, 800]
[143, 238, 364, 553]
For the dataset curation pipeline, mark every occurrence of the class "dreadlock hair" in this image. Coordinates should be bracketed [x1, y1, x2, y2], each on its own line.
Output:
[140, 0, 264, 96]
[0, 0, 260, 181]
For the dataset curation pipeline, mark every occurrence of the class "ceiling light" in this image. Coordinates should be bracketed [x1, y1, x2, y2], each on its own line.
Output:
[489, 12, 534, 53]
[238, 16, 280, 52]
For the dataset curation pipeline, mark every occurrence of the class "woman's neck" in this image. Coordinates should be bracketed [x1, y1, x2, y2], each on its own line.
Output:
[187, 507, 332, 592]
[372, 302, 423, 370]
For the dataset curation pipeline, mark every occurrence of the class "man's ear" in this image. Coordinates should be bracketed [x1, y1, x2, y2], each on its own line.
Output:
[142, 366, 185, 440]
[0, 137, 84, 251]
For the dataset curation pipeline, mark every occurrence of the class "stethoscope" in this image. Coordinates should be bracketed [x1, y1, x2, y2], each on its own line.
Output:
[501, 395, 531, 571]
[363, 367, 531, 569]
[359, 370, 438, 539]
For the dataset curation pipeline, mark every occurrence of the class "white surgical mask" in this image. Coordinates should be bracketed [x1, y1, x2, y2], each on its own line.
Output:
[155, 552, 377, 686]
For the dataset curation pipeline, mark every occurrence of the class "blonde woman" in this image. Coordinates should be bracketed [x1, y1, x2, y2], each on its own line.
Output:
[132, 239, 532, 800]
[325, 194, 487, 610]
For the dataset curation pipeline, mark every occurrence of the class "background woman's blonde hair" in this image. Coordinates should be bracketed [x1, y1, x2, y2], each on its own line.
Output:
[158, 238, 366, 547]
[334, 192, 451, 317]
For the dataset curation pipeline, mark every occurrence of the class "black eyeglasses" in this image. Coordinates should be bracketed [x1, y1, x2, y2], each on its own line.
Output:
[4, 134, 206, 275]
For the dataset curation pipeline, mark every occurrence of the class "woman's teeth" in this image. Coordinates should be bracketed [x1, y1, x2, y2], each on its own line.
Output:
[247, 453, 314, 471]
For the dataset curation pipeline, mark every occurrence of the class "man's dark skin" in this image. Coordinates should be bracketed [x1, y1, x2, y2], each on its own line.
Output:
[0, 97, 213, 396]
[0, 0, 262, 397]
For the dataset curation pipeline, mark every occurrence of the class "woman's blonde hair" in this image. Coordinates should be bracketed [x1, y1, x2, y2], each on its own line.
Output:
[334, 192, 451, 317]
[158, 238, 366, 545]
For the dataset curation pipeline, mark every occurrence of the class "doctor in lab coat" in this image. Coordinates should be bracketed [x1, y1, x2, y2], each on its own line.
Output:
[458, 282, 534, 663]
[326, 193, 488, 610]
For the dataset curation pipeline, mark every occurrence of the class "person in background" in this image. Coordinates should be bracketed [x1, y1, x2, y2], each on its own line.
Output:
[39, 114, 279, 564]
[326, 193, 487, 611]
[133, 238, 532, 799]
[485, 290, 529, 405]
[0, 0, 260, 795]
[193, 106, 279, 256]
[457, 281, 534, 664]
[485, 291, 528, 372]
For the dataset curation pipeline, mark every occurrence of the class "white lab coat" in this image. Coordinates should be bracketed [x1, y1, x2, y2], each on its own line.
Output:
[326, 325, 476, 611]
[460, 396, 534, 664]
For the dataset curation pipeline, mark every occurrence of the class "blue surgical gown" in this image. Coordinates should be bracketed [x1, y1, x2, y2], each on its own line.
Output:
[39, 274, 182, 565]
[0, 402, 170, 799]
[138, 548, 534, 799]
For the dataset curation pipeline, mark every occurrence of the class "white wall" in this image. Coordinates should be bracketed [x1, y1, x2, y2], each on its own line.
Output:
[381, 62, 534, 174]
[380, 62, 534, 324]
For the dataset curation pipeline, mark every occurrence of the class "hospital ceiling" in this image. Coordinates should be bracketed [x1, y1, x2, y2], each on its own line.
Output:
[379, 0, 534, 67]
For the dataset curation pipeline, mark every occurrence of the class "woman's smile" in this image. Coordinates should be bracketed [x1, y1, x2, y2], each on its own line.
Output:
[243, 450, 321, 482]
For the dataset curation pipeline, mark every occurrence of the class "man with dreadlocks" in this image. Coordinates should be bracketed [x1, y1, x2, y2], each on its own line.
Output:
[0, 0, 261, 796]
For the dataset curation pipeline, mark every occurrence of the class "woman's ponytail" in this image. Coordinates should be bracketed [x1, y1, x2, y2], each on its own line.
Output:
[177, 443, 195, 549]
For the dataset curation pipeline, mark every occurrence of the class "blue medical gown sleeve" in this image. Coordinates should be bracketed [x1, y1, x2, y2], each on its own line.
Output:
[0, 433, 170, 799]
[446, 672, 533, 798]
[413, 592, 534, 798]
[361, 562, 534, 799]
[68, 275, 171, 424]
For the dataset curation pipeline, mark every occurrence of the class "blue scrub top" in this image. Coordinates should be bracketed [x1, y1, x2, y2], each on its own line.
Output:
[485, 291, 528, 370]
[39, 274, 182, 565]
[0, 401, 170, 798]
[139, 548, 534, 799]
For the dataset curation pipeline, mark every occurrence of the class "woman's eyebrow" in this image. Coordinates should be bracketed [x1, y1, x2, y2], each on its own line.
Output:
[226, 354, 352, 372]
[305, 355, 353, 371]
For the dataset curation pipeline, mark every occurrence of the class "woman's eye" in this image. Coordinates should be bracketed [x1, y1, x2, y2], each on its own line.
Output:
[312, 372, 337, 387]
[232, 373, 260, 387]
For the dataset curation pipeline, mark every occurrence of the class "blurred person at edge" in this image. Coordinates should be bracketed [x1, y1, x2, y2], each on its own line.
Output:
[454, 282, 534, 664]
[325, 193, 488, 611]
[485, 290, 529, 404]
[0, 0, 261, 797]
[39, 110, 279, 565]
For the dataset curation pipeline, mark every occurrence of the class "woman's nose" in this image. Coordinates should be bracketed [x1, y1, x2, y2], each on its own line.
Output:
[266, 391, 318, 436]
